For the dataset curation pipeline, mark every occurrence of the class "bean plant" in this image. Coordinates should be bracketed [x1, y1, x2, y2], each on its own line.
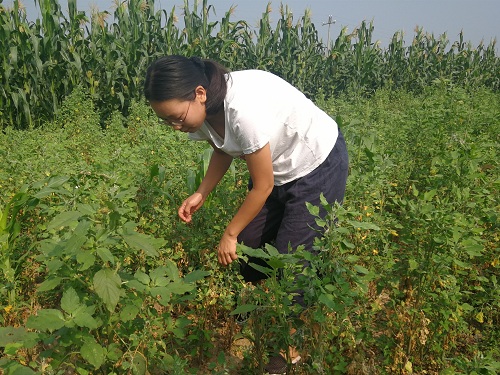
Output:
[0, 1, 499, 374]
[1, 83, 498, 374]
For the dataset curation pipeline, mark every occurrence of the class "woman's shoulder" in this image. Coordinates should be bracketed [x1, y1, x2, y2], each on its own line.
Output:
[227, 70, 297, 98]
[230, 69, 280, 81]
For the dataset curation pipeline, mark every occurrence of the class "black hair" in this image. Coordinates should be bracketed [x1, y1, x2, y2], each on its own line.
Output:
[144, 55, 229, 115]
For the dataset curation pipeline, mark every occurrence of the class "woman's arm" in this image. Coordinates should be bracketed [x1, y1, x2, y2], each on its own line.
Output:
[218, 143, 274, 265]
[178, 141, 233, 223]
[196, 141, 234, 199]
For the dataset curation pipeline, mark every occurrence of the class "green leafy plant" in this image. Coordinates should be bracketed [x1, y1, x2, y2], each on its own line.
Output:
[0, 191, 39, 306]
[0, 75, 498, 374]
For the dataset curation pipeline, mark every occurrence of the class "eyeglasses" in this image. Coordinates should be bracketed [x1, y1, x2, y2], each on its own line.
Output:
[162, 100, 192, 127]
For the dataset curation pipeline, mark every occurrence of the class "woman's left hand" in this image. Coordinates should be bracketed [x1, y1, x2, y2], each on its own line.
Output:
[218, 233, 238, 266]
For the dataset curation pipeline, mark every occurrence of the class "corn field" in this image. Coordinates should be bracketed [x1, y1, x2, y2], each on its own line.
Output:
[1, 0, 499, 130]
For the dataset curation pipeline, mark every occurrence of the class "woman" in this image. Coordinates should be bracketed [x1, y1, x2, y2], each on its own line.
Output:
[144, 54, 348, 371]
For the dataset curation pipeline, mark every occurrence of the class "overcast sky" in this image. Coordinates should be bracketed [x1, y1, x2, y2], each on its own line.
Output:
[7, 0, 500, 50]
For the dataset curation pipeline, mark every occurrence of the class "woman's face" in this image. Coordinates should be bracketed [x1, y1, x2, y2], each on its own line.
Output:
[150, 98, 205, 133]
[150, 86, 207, 133]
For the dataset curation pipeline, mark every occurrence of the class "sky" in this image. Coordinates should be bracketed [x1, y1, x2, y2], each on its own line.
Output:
[5, 0, 500, 50]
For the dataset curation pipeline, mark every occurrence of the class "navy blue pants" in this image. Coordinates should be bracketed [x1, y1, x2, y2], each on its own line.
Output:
[238, 129, 349, 284]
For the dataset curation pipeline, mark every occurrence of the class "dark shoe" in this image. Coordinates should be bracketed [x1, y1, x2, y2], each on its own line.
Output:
[265, 354, 287, 375]
[265, 351, 302, 374]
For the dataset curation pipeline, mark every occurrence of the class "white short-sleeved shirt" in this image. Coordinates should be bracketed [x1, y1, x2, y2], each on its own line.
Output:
[189, 70, 339, 186]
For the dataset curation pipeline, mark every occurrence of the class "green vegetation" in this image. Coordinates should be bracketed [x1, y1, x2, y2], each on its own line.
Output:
[1, 1, 499, 374]
[1, 85, 498, 374]
[1, 0, 499, 130]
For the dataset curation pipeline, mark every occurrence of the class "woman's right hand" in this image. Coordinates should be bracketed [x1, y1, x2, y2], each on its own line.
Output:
[178, 192, 205, 223]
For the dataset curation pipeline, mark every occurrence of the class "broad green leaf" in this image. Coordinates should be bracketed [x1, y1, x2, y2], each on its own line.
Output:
[463, 241, 484, 258]
[320, 193, 331, 207]
[238, 244, 269, 259]
[150, 164, 160, 178]
[0, 327, 24, 346]
[0, 233, 8, 249]
[318, 293, 336, 309]
[183, 270, 210, 283]
[169, 280, 195, 295]
[34, 187, 61, 199]
[37, 276, 62, 292]
[315, 218, 327, 227]
[130, 352, 147, 375]
[324, 284, 337, 292]
[58, 220, 91, 257]
[46, 175, 70, 188]
[47, 211, 83, 230]
[64, 231, 87, 255]
[107, 343, 124, 361]
[38, 240, 63, 258]
[453, 258, 471, 269]
[4, 342, 23, 355]
[126, 280, 148, 292]
[267, 258, 286, 269]
[81, 339, 106, 369]
[150, 282, 193, 305]
[150, 286, 172, 305]
[26, 309, 65, 332]
[423, 189, 437, 201]
[77, 251, 96, 271]
[347, 255, 360, 262]
[77, 203, 97, 216]
[150, 266, 169, 284]
[9, 364, 36, 375]
[248, 262, 273, 275]
[46, 259, 64, 272]
[134, 270, 151, 285]
[120, 305, 139, 322]
[187, 169, 196, 194]
[412, 184, 419, 197]
[342, 240, 355, 249]
[347, 220, 380, 230]
[134, 270, 153, 285]
[96, 247, 115, 264]
[93, 269, 122, 312]
[354, 265, 370, 275]
[306, 202, 320, 216]
[0, 326, 39, 347]
[61, 287, 80, 314]
[164, 259, 180, 280]
[73, 312, 99, 329]
[264, 243, 280, 256]
[172, 328, 185, 339]
[153, 276, 169, 287]
[433, 236, 445, 244]
[440, 368, 457, 375]
[122, 231, 161, 257]
[230, 304, 258, 315]
[0, 207, 8, 231]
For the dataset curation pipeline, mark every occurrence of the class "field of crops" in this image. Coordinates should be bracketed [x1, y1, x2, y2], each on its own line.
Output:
[1, 1, 499, 374]
[2, 0, 499, 130]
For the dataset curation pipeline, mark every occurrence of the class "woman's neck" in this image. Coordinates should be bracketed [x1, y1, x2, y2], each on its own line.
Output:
[206, 108, 225, 139]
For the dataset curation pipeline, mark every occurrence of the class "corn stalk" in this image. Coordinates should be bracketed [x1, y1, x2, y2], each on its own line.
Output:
[0, 0, 498, 130]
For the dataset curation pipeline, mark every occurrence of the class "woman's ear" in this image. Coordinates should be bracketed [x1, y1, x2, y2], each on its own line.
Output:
[195, 85, 207, 104]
